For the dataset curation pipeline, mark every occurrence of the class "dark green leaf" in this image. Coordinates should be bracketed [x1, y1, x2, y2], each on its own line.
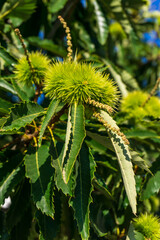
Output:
[125, 129, 159, 139]
[28, 37, 67, 57]
[0, 79, 17, 95]
[93, 174, 113, 200]
[6, 180, 31, 231]
[91, 0, 108, 45]
[50, 139, 73, 196]
[131, 151, 152, 174]
[38, 99, 60, 147]
[142, 170, 160, 200]
[126, 223, 136, 240]
[48, 0, 67, 13]
[0, 98, 12, 114]
[36, 191, 61, 240]
[25, 143, 55, 218]
[0, 46, 17, 65]
[11, 79, 30, 101]
[70, 143, 96, 240]
[63, 103, 86, 183]
[1, 101, 44, 132]
[0, 158, 24, 206]
[0, 0, 37, 22]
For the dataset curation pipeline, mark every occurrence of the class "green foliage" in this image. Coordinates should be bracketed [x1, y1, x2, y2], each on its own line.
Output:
[0, 0, 160, 239]
[1, 101, 44, 132]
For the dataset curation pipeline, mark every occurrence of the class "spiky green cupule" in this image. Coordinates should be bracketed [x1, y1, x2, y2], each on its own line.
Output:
[121, 91, 160, 120]
[133, 213, 160, 240]
[44, 61, 118, 106]
[14, 51, 50, 86]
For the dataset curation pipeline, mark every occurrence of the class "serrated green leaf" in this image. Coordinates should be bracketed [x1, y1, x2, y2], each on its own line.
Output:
[93, 174, 113, 200]
[0, 0, 37, 22]
[25, 143, 54, 218]
[125, 129, 159, 139]
[70, 143, 96, 240]
[0, 98, 12, 114]
[0, 79, 17, 95]
[28, 37, 67, 57]
[102, 59, 128, 97]
[142, 171, 160, 200]
[91, 0, 108, 45]
[1, 101, 44, 132]
[0, 159, 25, 206]
[131, 151, 152, 174]
[100, 110, 137, 214]
[126, 223, 136, 240]
[48, 0, 68, 13]
[63, 103, 86, 183]
[38, 99, 60, 147]
[6, 180, 31, 231]
[134, 231, 145, 240]
[0, 46, 17, 65]
[50, 139, 73, 196]
[86, 130, 114, 152]
[36, 191, 61, 240]
[74, 22, 95, 53]
[11, 79, 29, 101]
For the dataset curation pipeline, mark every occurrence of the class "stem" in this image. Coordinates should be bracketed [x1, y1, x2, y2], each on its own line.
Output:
[86, 98, 113, 114]
[142, 77, 160, 107]
[93, 112, 129, 145]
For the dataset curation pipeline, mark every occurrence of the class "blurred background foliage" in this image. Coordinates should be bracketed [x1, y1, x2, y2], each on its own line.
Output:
[0, 0, 160, 239]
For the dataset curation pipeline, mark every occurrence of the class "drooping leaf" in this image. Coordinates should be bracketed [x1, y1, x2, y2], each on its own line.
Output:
[6, 180, 31, 231]
[1, 101, 44, 132]
[63, 103, 86, 183]
[38, 99, 60, 147]
[74, 22, 95, 53]
[102, 59, 128, 97]
[131, 151, 152, 174]
[134, 231, 145, 240]
[0, 79, 17, 95]
[93, 173, 113, 200]
[91, 0, 108, 45]
[142, 170, 160, 200]
[0, 46, 17, 65]
[0, 0, 37, 22]
[11, 79, 29, 101]
[126, 223, 136, 240]
[125, 129, 159, 139]
[9, 205, 32, 240]
[0, 98, 12, 114]
[0, 156, 25, 206]
[25, 143, 55, 218]
[100, 110, 137, 214]
[48, 0, 68, 13]
[50, 138, 73, 196]
[28, 37, 67, 57]
[36, 191, 61, 240]
[70, 143, 96, 240]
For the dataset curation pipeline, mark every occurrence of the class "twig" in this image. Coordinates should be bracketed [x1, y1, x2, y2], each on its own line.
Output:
[142, 77, 160, 107]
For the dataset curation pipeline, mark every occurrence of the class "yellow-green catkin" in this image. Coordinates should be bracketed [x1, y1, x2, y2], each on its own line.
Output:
[93, 112, 129, 145]
[58, 15, 73, 61]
